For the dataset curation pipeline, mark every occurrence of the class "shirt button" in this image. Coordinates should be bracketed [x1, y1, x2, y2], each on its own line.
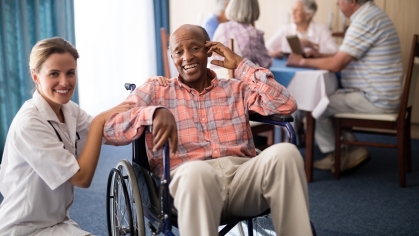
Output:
[202, 118, 205, 121]
[214, 151, 218, 153]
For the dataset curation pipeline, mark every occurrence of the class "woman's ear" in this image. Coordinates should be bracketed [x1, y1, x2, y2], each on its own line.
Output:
[31, 70, 39, 84]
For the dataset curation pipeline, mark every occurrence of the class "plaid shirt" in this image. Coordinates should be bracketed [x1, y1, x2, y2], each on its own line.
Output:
[104, 59, 297, 176]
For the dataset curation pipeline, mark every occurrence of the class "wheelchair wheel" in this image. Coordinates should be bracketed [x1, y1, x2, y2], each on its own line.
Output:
[107, 159, 145, 235]
[238, 214, 276, 236]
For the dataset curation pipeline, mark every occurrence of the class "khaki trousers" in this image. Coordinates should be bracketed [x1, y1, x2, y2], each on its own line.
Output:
[315, 91, 390, 153]
[169, 143, 312, 236]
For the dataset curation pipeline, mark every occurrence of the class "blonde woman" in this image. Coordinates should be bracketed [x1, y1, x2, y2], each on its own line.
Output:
[0, 37, 132, 235]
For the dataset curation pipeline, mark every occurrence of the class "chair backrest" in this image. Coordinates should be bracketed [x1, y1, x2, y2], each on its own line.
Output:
[399, 34, 419, 117]
[407, 43, 419, 108]
[228, 38, 234, 78]
[160, 27, 171, 78]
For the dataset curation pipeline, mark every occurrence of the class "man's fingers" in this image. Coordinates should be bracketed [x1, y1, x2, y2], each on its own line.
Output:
[210, 60, 224, 67]
[152, 126, 163, 151]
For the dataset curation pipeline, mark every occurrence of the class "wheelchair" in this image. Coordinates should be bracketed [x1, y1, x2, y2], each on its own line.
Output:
[106, 83, 315, 236]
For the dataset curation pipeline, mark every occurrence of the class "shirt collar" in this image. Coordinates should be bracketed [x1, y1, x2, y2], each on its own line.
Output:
[32, 90, 75, 124]
[176, 69, 218, 94]
[350, 1, 372, 21]
[32, 90, 60, 122]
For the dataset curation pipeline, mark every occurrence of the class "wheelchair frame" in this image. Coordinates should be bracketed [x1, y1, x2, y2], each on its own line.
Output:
[106, 83, 311, 236]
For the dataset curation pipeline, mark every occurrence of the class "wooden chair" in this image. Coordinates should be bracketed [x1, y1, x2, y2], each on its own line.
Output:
[160, 27, 171, 78]
[332, 34, 419, 187]
[228, 38, 275, 149]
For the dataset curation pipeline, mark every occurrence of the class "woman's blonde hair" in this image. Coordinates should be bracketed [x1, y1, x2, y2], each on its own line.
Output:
[29, 37, 79, 73]
[225, 0, 260, 24]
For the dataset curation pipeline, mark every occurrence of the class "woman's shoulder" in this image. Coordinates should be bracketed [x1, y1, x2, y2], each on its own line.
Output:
[310, 22, 331, 32]
[9, 100, 46, 132]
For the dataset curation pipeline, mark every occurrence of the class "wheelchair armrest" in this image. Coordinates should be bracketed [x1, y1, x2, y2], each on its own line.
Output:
[249, 113, 294, 125]
[249, 113, 296, 145]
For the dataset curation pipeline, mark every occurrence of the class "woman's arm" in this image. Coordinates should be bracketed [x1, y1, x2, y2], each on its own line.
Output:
[69, 102, 133, 188]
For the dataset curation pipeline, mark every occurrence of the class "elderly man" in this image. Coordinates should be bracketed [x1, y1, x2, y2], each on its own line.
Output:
[287, 0, 403, 172]
[104, 24, 312, 236]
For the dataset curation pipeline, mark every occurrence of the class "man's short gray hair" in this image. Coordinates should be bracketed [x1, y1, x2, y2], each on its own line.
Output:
[215, 0, 229, 15]
[225, 0, 260, 24]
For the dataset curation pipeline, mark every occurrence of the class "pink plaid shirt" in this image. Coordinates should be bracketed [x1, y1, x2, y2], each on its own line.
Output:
[104, 59, 297, 176]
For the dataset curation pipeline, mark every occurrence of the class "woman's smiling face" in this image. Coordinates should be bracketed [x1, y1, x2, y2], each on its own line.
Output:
[32, 52, 77, 111]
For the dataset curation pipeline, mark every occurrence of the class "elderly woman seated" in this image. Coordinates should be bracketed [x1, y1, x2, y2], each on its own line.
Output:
[266, 0, 338, 58]
[210, 0, 272, 68]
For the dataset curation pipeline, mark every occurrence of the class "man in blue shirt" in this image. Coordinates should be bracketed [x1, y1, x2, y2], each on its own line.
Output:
[202, 0, 229, 40]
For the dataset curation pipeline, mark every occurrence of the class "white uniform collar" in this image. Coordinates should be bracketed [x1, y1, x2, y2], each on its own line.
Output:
[32, 90, 60, 123]
[32, 90, 77, 142]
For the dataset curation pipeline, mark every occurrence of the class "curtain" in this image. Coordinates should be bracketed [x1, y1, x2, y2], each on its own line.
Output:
[154, 0, 170, 76]
[74, 0, 157, 117]
[0, 0, 77, 160]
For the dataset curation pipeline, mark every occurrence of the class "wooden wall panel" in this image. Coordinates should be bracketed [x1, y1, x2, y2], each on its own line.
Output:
[385, 0, 419, 123]
[169, 0, 216, 35]
[257, 0, 293, 41]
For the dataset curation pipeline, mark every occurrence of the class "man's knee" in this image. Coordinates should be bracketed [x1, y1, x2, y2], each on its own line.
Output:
[261, 143, 304, 169]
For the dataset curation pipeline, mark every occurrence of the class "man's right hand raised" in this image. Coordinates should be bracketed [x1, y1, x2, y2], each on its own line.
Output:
[206, 41, 244, 70]
[152, 108, 178, 156]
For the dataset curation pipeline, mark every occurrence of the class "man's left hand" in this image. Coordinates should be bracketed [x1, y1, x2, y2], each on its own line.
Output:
[206, 41, 244, 69]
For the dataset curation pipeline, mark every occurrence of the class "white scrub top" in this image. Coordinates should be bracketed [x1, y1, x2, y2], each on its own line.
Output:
[0, 91, 93, 236]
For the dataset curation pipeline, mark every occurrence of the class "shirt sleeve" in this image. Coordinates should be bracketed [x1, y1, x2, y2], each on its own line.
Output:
[316, 24, 339, 54]
[14, 119, 80, 190]
[103, 83, 163, 145]
[202, 14, 218, 40]
[339, 19, 376, 59]
[74, 105, 93, 157]
[235, 59, 297, 115]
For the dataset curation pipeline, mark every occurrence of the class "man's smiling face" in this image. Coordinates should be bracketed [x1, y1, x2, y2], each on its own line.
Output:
[170, 25, 209, 87]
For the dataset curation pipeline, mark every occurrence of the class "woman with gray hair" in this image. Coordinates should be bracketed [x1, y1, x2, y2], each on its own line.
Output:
[266, 0, 338, 58]
[211, 0, 272, 68]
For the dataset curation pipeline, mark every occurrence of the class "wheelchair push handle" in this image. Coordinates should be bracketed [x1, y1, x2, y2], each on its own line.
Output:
[125, 83, 136, 93]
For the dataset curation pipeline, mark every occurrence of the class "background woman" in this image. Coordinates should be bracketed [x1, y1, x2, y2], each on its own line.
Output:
[211, 0, 272, 68]
[0, 37, 132, 235]
[266, 0, 338, 58]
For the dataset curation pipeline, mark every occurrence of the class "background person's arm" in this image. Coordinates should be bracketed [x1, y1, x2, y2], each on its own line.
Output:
[287, 51, 354, 72]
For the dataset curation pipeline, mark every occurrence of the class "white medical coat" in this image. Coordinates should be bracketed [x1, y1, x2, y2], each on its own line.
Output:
[0, 91, 93, 236]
